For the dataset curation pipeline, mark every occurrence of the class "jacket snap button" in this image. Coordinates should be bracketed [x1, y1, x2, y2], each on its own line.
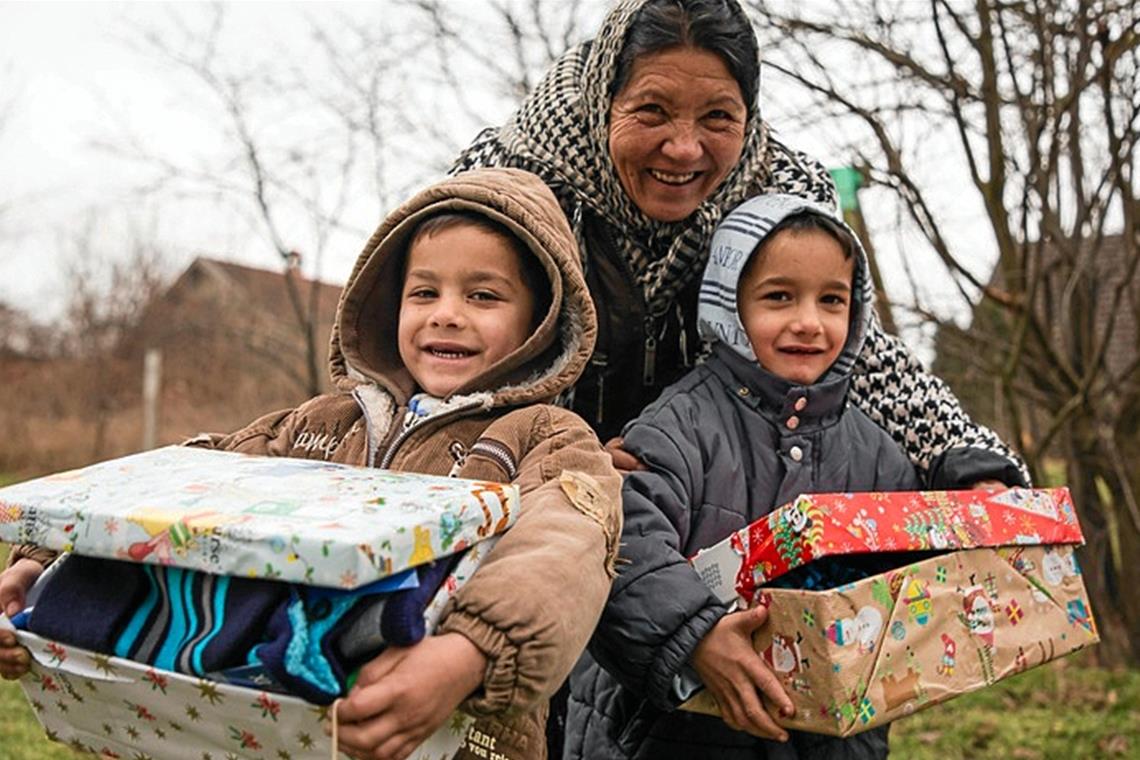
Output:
[794, 397, 808, 412]
[790, 446, 804, 462]
[738, 387, 750, 397]
[786, 416, 800, 430]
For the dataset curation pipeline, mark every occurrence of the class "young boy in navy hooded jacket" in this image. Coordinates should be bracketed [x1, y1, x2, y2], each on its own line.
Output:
[566, 194, 1024, 760]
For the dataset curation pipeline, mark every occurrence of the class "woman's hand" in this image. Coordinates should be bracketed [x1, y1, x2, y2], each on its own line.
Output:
[971, 479, 1006, 492]
[604, 437, 646, 473]
[333, 633, 486, 760]
[690, 604, 792, 742]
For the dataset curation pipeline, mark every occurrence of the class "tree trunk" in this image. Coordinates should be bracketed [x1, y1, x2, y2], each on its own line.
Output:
[1067, 427, 1140, 666]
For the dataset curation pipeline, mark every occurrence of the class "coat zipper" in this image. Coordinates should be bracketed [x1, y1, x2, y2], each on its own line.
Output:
[378, 398, 489, 469]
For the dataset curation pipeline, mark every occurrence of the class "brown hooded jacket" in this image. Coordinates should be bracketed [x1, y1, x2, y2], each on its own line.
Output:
[11, 168, 621, 759]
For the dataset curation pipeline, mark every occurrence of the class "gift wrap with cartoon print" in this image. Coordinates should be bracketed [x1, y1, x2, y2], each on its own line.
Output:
[0, 446, 516, 758]
[684, 488, 1099, 736]
[0, 445, 519, 588]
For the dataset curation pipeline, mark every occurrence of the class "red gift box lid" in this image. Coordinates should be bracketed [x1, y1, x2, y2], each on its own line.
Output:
[692, 488, 1082, 605]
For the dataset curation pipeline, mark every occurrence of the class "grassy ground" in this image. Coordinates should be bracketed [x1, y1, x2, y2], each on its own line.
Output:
[0, 650, 1136, 758]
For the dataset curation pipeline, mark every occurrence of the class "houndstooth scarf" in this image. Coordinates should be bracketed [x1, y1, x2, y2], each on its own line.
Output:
[451, 0, 837, 319]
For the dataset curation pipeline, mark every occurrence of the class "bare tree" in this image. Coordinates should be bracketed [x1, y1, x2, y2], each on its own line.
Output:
[57, 220, 171, 458]
[749, 0, 1140, 664]
[105, 5, 433, 397]
[406, 0, 604, 137]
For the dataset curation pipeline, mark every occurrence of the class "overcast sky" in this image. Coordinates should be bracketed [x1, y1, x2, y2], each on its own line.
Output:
[0, 1, 994, 356]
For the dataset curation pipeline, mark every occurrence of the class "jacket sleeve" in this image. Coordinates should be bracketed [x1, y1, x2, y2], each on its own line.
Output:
[183, 407, 300, 456]
[851, 314, 1030, 485]
[437, 407, 622, 718]
[587, 400, 728, 711]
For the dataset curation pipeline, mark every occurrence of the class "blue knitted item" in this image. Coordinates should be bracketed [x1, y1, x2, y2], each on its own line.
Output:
[379, 556, 459, 646]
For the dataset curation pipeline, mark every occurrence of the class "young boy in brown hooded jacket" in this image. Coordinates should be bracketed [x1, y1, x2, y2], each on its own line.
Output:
[0, 167, 623, 760]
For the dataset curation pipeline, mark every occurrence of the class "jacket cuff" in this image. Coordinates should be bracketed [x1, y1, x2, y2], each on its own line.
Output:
[646, 603, 726, 710]
[5, 544, 59, 570]
[437, 607, 520, 716]
[926, 446, 1030, 489]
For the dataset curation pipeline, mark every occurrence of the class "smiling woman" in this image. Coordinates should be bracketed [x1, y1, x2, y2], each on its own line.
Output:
[607, 45, 747, 222]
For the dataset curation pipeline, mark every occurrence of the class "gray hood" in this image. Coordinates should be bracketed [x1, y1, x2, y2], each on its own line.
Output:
[697, 193, 873, 384]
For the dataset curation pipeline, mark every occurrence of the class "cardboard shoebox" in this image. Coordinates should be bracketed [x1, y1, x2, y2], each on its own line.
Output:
[683, 488, 1099, 736]
[0, 446, 520, 758]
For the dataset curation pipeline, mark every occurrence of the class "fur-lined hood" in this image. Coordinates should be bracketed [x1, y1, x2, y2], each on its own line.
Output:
[329, 167, 596, 408]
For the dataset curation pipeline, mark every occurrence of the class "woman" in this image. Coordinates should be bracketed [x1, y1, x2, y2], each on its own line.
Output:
[452, 0, 1026, 489]
[449, 1, 1027, 759]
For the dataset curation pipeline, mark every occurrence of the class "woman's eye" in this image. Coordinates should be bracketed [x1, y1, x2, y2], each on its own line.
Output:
[822, 294, 848, 306]
[406, 288, 435, 299]
[705, 109, 733, 121]
[470, 291, 501, 302]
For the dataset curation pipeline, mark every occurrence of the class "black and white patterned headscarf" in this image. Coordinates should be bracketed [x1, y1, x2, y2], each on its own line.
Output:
[451, 0, 837, 319]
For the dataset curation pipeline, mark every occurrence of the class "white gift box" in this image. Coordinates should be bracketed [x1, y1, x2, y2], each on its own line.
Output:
[0, 446, 517, 757]
[0, 446, 518, 588]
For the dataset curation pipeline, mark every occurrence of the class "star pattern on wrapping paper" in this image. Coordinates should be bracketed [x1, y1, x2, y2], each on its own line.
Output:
[195, 680, 225, 705]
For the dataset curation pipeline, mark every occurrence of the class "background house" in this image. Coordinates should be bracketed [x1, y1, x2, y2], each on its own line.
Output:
[0, 257, 344, 478]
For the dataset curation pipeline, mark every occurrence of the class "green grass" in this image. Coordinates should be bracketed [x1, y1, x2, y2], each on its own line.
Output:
[889, 653, 1139, 759]
[0, 680, 79, 759]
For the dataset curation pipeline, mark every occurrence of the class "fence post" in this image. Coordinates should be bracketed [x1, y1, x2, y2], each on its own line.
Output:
[142, 348, 163, 450]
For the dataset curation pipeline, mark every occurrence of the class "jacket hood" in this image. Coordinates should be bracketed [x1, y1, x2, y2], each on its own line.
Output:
[329, 167, 596, 407]
[697, 193, 873, 384]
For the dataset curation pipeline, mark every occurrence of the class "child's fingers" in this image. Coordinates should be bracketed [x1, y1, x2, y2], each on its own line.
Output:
[730, 603, 770, 635]
[718, 673, 787, 741]
[0, 644, 32, 680]
[742, 654, 794, 718]
[353, 647, 407, 689]
[337, 679, 399, 725]
[376, 731, 428, 760]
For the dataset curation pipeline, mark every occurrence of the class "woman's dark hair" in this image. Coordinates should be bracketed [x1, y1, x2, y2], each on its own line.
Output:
[406, 211, 553, 328]
[611, 0, 760, 111]
[741, 211, 859, 281]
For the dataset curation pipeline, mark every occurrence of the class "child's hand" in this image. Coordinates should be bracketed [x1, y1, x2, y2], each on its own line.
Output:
[333, 633, 486, 760]
[604, 437, 646, 473]
[1, 559, 43, 619]
[0, 629, 32, 680]
[0, 559, 42, 681]
[690, 604, 793, 742]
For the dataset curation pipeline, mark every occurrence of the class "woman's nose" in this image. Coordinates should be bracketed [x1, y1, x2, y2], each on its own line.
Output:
[660, 122, 702, 163]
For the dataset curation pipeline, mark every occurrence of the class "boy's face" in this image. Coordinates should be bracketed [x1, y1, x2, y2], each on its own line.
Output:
[398, 224, 536, 397]
[737, 228, 854, 385]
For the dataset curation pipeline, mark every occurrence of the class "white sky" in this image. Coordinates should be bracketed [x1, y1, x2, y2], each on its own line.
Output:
[0, 1, 995, 353]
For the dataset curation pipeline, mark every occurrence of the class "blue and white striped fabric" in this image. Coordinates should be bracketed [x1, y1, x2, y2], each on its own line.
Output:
[696, 194, 874, 383]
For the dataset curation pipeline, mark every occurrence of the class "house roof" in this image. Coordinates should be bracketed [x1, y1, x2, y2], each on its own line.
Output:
[170, 257, 345, 314]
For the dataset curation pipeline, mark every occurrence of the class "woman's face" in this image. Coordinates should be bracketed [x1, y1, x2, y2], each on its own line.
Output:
[608, 45, 747, 222]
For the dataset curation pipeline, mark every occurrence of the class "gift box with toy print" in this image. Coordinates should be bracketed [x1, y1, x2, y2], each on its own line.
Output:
[0, 445, 518, 757]
[0, 445, 518, 588]
[683, 488, 1098, 736]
